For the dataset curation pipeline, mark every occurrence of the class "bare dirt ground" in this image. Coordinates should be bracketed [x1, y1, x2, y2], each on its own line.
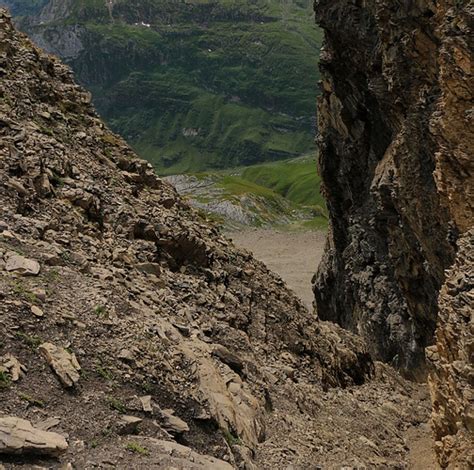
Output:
[226, 229, 326, 309]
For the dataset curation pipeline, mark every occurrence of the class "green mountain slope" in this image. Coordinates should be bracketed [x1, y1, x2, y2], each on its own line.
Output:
[1, 0, 47, 16]
[167, 155, 327, 230]
[241, 156, 324, 206]
[9, 0, 322, 174]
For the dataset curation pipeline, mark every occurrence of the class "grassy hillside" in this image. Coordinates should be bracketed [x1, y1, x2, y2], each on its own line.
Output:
[12, 0, 322, 174]
[241, 157, 324, 206]
[172, 154, 327, 230]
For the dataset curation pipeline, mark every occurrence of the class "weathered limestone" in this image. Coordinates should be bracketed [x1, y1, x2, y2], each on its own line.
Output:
[427, 231, 474, 469]
[0, 416, 67, 455]
[5, 253, 40, 276]
[39, 343, 81, 388]
[314, 1, 473, 468]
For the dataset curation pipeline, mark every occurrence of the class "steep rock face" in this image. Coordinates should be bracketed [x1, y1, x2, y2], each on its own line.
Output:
[427, 231, 473, 469]
[0, 9, 437, 469]
[313, 0, 473, 378]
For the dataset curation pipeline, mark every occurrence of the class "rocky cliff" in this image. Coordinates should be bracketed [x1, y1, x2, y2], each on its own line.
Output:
[0, 8, 437, 469]
[313, 0, 473, 377]
[427, 230, 473, 469]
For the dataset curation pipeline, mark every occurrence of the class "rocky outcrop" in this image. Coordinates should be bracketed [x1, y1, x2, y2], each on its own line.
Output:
[427, 231, 474, 469]
[313, 0, 473, 378]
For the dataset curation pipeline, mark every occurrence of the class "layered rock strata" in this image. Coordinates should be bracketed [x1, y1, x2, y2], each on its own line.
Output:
[427, 231, 474, 469]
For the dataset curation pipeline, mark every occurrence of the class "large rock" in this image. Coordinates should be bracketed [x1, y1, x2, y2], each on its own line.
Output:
[4, 252, 40, 276]
[39, 343, 81, 388]
[124, 437, 234, 470]
[313, 0, 473, 377]
[0, 416, 68, 455]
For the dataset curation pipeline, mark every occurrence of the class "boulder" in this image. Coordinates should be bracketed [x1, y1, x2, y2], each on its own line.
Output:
[159, 409, 190, 434]
[0, 354, 27, 381]
[5, 253, 40, 276]
[0, 416, 67, 455]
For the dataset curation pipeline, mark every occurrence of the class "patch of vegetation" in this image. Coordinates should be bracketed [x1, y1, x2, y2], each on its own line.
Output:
[11, 281, 38, 304]
[106, 396, 126, 413]
[125, 441, 149, 455]
[19, 392, 45, 407]
[141, 381, 154, 394]
[15, 332, 42, 349]
[191, 155, 328, 229]
[45, 269, 60, 282]
[222, 429, 242, 446]
[241, 155, 325, 208]
[50, 171, 65, 188]
[96, 365, 114, 381]
[94, 305, 108, 318]
[0, 371, 11, 389]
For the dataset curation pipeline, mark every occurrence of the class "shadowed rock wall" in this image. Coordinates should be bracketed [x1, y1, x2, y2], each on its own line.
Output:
[313, 1, 473, 467]
[313, 0, 473, 378]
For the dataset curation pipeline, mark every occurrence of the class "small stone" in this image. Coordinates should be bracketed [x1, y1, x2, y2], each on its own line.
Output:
[39, 343, 81, 388]
[32, 288, 47, 302]
[31, 305, 44, 317]
[5, 253, 40, 276]
[1, 230, 15, 240]
[118, 349, 134, 363]
[139, 395, 153, 413]
[135, 262, 161, 277]
[159, 409, 189, 434]
[0, 354, 27, 381]
[119, 415, 142, 435]
[212, 344, 244, 374]
[36, 417, 61, 431]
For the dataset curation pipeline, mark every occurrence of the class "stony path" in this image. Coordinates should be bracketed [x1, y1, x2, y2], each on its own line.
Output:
[227, 228, 440, 469]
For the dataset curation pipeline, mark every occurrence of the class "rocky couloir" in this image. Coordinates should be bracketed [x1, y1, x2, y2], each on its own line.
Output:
[0, 8, 439, 469]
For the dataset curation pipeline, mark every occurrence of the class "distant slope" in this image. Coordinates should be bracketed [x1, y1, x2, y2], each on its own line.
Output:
[7, 0, 322, 174]
[0, 0, 47, 16]
[166, 155, 327, 230]
[241, 156, 324, 207]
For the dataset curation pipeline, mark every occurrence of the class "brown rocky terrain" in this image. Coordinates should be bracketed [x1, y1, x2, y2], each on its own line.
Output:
[314, 0, 473, 467]
[0, 8, 442, 469]
[427, 231, 473, 469]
